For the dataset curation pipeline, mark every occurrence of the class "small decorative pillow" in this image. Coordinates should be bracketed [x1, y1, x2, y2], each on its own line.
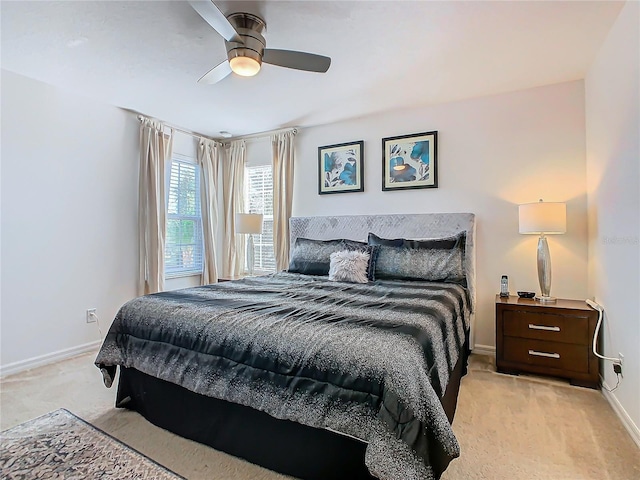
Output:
[342, 243, 379, 281]
[328, 250, 370, 284]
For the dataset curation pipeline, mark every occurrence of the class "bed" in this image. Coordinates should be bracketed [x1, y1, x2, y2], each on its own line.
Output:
[96, 213, 476, 480]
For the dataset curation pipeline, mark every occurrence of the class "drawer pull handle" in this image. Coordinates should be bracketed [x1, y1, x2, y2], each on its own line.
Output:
[528, 324, 560, 332]
[528, 349, 560, 359]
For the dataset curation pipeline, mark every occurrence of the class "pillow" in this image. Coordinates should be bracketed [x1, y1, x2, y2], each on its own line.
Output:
[367, 233, 404, 248]
[369, 232, 467, 284]
[368, 232, 464, 251]
[288, 238, 347, 275]
[286, 238, 368, 274]
[328, 250, 370, 284]
[342, 243, 379, 281]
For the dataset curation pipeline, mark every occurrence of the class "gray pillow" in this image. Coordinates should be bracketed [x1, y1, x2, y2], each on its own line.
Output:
[368, 232, 465, 251]
[370, 232, 467, 284]
[328, 250, 370, 284]
[288, 238, 370, 276]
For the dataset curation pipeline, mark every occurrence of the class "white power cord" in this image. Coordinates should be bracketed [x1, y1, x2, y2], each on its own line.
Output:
[88, 311, 104, 339]
[585, 299, 621, 365]
[586, 299, 622, 392]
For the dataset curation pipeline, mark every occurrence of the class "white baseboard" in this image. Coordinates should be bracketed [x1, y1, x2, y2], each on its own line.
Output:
[472, 344, 496, 356]
[601, 379, 640, 449]
[0, 340, 102, 378]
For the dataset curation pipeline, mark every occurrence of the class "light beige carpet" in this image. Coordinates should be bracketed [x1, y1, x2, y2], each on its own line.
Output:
[1, 352, 638, 479]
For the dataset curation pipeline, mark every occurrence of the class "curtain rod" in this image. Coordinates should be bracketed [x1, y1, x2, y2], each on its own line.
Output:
[124, 108, 219, 142]
[134, 114, 220, 143]
[227, 126, 299, 142]
[126, 108, 298, 143]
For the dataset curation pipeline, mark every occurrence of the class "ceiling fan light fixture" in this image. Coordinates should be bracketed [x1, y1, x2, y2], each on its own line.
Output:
[229, 56, 261, 77]
[190, 4, 331, 84]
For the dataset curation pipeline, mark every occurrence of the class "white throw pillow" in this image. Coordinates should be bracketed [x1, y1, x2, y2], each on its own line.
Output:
[328, 250, 370, 284]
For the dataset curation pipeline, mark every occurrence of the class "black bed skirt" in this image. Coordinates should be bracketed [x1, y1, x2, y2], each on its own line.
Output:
[115, 338, 469, 480]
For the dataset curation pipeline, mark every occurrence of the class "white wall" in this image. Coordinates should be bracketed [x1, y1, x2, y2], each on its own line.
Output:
[0, 70, 139, 371]
[585, 1, 639, 439]
[246, 137, 272, 168]
[294, 81, 589, 350]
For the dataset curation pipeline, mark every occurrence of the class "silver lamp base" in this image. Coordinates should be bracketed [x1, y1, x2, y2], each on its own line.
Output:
[536, 235, 554, 301]
[536, 295, 557, 303]
[246, 234, 255, 277]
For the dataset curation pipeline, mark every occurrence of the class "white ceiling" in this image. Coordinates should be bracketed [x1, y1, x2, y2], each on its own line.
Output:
[1, 1, 624, 138]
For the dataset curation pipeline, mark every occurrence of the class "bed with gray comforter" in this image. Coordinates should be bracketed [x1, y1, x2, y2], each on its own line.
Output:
[96, 272, 470, 480]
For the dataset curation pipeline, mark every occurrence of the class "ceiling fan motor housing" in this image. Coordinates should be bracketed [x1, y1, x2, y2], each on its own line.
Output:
[225, 13, 267, 67]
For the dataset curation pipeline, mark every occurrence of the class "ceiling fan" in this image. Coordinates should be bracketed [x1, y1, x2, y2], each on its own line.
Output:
[189, 1, 331, 84]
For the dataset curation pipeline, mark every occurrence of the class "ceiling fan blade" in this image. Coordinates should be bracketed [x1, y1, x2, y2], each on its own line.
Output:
[189, 1, 243, 44]
[263, 49, 331, 73]
[198, 60, 232, 84]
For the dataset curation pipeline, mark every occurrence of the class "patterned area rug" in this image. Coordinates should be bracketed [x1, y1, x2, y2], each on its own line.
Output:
[0, 408, 184, 479]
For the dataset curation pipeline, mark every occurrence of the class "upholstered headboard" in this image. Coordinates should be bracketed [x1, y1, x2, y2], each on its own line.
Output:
[289, 213, 476, 312]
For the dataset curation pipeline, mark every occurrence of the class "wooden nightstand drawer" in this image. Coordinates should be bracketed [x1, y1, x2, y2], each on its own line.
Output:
[502, 310, 589, 345]
[502, 337, 589, 374]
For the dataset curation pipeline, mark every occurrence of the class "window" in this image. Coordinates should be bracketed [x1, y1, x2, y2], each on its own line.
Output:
[165, 157, 203, 277]
[245, 165, 276, 273]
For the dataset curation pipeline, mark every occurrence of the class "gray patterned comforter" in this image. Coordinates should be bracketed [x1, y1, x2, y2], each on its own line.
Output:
[95, 272, 470, 479]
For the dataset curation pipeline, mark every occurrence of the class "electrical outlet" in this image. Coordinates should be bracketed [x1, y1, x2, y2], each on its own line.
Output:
[619, 352, 624, 367]
[86, 308, 97, 323]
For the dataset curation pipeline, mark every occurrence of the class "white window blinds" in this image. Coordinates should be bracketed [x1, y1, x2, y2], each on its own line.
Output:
[246, 165, 276, 273]
[166, 159, 203, 276]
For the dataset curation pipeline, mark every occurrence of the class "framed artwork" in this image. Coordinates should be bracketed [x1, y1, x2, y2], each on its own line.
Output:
[318, 140, 364, 194]
[382, 131, 438, 191]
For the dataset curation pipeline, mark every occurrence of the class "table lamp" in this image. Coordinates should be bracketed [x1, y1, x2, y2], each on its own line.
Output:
[235, 213, 263, 276]
[518, 199, 566, 302]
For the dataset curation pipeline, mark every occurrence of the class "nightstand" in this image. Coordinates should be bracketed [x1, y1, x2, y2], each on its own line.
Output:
[217, 277, 243, 283]
[496, 295, 600, 389]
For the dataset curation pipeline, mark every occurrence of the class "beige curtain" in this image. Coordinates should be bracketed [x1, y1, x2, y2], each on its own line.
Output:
[197, 138, 222, 285]
[272, 130, 296, 271]
[222, 140, 246, 277]
[138, 117, 173, 295]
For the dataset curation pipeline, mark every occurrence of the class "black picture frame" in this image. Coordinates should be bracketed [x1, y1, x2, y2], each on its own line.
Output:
[382, 131, 438, 191]
[318, 140, 365, 195]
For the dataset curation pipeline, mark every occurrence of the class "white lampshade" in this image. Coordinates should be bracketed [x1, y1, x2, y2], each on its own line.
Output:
[519, 200, 566, 235]
[235, 213, 263, 234]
